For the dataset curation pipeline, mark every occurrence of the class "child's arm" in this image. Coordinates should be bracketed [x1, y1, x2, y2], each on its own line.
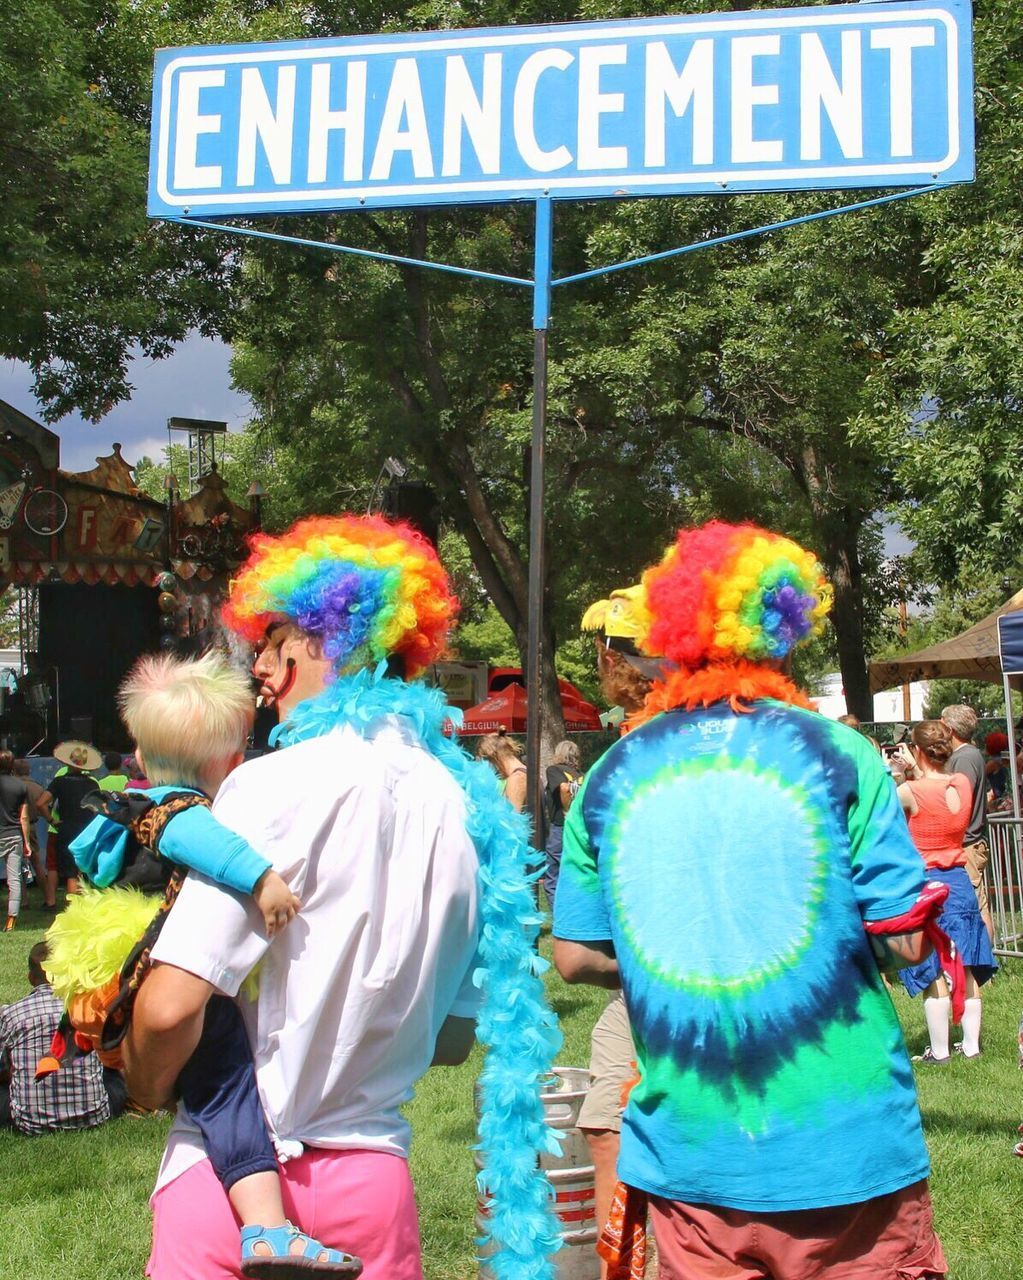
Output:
[252, 868, 299, 938]
[157, 804, 300, 937]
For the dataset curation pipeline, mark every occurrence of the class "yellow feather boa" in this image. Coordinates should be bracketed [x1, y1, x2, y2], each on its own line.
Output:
[44, 886, 161, 1006]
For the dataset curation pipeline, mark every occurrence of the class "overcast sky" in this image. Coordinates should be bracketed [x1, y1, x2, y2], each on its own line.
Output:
[0, 334, 250, 474]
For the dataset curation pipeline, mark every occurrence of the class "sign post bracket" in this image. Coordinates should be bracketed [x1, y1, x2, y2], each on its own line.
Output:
[553, 184, 947, 287]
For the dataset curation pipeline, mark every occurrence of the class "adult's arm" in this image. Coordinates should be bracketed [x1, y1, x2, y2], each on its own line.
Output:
[553, 773, 617, 985]
[18, 801, 30, 850]
[121, 963, 215, 1111]
[553, 938, 620, 989]
[0, 1010, 11, 1083]
[431, 1015, 476, 1066]
[895, 781, 915, 815]
[868, 928, 930, 971]
[35, 789, 52, 822]
[504, 768, 527, 813]
[845, 733, 931, 930]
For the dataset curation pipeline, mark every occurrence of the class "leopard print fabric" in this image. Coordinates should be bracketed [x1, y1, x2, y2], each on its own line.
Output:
[99, 792, 211, 1055]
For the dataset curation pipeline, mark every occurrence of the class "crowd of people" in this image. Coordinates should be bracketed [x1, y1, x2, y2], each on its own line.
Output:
[0, 511, 1012, 1280]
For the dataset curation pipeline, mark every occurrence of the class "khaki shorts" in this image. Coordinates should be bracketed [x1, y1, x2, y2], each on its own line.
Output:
[649, 1179, 947, 1280]
[577, 990, 635, 1133]
[964, 839, 990, 917]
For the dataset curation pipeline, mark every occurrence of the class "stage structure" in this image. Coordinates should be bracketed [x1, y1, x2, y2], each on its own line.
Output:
[0, 399, 259, 752]
[168, 415, 228, 495]
[147, 0, 975, 822]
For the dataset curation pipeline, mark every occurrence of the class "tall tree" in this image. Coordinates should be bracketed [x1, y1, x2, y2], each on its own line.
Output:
[222, 201, 692, 743]
[0, 0, 239, 418]
[858, 0, 1023, 587]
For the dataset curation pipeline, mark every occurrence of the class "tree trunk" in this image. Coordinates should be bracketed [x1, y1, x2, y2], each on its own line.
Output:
[826, 537, 873, 721]
[388, 226, 567, 755]
[397, 404, 567, 754]
[511, 612, 566, 757]
[795, 446, 872, 721]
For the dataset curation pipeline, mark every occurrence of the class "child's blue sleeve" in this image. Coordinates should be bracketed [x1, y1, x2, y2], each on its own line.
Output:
[70, 814, 129, 888]
[158, 805, 271, 895]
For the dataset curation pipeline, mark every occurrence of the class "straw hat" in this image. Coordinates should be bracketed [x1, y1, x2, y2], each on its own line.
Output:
[52, 740, 102, 771]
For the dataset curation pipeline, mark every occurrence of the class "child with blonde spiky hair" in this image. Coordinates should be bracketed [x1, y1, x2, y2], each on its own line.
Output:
[45, 651, 361, 1279]
[88, 651, 298, 933]
[119, 648, 260, 791]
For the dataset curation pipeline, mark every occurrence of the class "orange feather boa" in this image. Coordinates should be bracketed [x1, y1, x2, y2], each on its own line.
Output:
[628, 660, 816, 728]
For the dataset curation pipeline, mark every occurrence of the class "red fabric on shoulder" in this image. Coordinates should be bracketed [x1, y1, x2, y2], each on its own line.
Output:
[864, 881, 966, 1022]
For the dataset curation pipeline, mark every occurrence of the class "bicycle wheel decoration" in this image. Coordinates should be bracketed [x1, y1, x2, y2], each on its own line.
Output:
[23, 489, 69, 536]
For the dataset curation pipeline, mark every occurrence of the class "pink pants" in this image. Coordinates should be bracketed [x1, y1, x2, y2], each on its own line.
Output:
[148, 1148, 423, 1280]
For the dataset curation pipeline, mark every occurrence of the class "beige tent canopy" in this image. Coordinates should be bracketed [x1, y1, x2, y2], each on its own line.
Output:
[869, 589, 1023, 694]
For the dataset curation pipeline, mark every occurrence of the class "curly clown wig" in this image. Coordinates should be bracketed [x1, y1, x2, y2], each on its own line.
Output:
[222, 514, 457, 678]
[631, 521, 832, 720]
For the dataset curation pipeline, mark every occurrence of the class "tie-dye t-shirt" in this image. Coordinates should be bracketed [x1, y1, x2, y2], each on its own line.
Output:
[554, 700, 930, 1212]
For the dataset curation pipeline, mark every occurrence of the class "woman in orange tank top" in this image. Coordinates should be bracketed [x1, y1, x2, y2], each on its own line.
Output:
[897, 721, 996, 1064]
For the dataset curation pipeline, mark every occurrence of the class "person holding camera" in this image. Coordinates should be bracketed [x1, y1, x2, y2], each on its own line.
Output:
[880, 739, 914, 785]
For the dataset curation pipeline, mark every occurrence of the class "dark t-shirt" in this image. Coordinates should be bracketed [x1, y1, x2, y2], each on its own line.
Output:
[22, 776, 46, 820]
[545, 764, 583, 828]
[49, 771, 98, 851]
[0, 775, 27, 835]
[949, 742, 986, 846]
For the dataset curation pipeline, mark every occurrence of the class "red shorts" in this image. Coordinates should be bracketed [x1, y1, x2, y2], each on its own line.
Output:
[148, 1148, 423, 1280]
[648, 1180, 947, 1280]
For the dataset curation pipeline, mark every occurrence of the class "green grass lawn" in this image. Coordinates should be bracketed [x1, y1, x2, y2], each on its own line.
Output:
[2, 894, 1022, 1278]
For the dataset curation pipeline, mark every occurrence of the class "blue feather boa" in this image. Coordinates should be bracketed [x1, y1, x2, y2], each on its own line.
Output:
[271, 666, 564, 1279]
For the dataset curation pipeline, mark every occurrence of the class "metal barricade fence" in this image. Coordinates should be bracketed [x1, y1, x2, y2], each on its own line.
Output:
[986, 815, 1023, 957]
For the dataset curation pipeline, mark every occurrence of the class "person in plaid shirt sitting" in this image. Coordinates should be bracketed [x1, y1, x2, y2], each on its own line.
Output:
[0, 941, 126, 1135]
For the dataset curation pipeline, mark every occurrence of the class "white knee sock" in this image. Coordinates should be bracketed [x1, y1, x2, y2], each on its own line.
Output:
[923, 996, 951, 1058]
[960, 998, 982, 1056]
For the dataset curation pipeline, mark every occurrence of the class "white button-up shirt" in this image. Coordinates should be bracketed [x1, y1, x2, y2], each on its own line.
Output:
[152, 719, 481, 1193]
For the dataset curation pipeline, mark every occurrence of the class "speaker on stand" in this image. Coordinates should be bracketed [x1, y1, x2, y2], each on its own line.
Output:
[382, 480, 441, 547]
[18, 670, 53, 755]
[70, 715, 94, 742]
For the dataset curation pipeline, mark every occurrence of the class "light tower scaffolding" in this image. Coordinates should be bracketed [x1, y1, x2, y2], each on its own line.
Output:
[167, 417, 228, 496]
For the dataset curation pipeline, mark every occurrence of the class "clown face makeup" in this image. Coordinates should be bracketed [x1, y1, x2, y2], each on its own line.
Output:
[252, 622, 333, 720]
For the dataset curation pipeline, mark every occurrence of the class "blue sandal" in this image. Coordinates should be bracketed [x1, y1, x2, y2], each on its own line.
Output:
[240, 1222, 363, 1278]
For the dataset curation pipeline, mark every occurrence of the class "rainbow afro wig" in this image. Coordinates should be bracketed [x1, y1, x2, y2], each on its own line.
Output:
[222, 514, 457, 678]
[639, 521, 831, 667]
[626, 522, 831, 720]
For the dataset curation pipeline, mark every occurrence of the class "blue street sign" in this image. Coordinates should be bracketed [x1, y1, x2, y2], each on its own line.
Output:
[148, 0, 973, 218]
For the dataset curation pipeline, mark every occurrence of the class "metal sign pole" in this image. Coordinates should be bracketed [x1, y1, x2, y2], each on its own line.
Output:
[526, 197, 553, 839]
